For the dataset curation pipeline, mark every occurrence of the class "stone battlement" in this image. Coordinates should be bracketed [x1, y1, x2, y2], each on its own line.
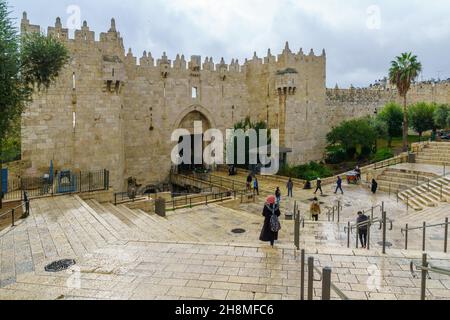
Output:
[21, 12, 325, 76]
[326, 81, 450, 105]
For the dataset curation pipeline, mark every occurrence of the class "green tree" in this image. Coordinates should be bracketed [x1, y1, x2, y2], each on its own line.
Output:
[229, 117, 271, 168]
[434, 104, 450, 129]
[326, 118, 378, 160]
[0, 0, 69, 208]
[21, 32, 69, 91]
[377, 102, 404, 147]
[368, 116, 388, 152]
[389, 52, 423, 152]
[409, 102, 436, 139]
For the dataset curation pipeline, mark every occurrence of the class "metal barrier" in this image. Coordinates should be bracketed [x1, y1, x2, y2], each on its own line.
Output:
[0, 194, 31, 228]
[299, 249, 349, 301]
[166, 190, 239, 211]
[402, 218, 449, 252]
[410, 253, 450, 300]
[3, 169, 109, 201]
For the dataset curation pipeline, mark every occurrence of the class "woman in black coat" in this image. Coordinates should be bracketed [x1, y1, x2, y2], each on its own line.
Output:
[260, 195, 281, 247]
[371, 179, 378, 194]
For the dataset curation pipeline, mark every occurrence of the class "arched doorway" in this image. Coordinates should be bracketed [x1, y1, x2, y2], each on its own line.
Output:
[175, 109, 213, 173]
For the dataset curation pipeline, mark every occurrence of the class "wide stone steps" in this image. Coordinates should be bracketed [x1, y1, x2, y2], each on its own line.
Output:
[415, 159, 450, 166]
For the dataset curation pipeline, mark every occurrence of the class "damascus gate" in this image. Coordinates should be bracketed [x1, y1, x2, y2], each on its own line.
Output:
[20, 13, 450, 191]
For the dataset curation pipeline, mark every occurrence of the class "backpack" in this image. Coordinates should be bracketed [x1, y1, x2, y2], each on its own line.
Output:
[268, 205, 281, 233]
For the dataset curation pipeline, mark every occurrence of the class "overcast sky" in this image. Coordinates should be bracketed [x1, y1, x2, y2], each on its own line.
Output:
[8, 0, 450, 87]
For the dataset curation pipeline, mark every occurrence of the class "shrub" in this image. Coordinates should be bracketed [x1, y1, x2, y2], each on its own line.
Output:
[372, 148, 394, 163]
[279, 162, 333, 181]
[325, 145, 348, 164]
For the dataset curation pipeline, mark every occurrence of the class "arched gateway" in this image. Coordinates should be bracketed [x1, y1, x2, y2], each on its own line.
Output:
[174, 106, 215, 173]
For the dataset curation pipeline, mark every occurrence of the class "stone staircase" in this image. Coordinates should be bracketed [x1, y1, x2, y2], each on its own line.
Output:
[398, 176, 450, 211]
[2, 195, 450, 300]
[376, 168, 438, 195]
[416, 142, 450, 166]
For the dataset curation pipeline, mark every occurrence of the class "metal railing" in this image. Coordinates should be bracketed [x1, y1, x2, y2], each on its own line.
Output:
[293, 202, 305, 250]
[411, 253, 450, 300]
[166, 190, 239, 211]
[401, 218, 449, 252]
[3, 169, 110, 201]
[344, 203, 393, 253]
[326, 201, 343, 223]
[0, 194, 30, 228]
[298, 249, 349, 301]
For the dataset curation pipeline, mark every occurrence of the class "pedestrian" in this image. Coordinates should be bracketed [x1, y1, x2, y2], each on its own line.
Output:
[287, 178, 294, 197]
[355, 166, 362, 182]
[334, 176, 344, 195]
[253, 177, 259, 195]
[357, 211, 369, 248]
[314, 178, 323, 195]
[371, 179, 378, 194]
[246, 174, 253, 192]
[275, 187, 281, 204]
[259, 195, 281, 247]
[310, 197, 321, 221]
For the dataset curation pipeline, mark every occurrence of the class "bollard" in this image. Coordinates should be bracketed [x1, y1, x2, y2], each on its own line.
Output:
[382, 211, 387, 254]
[321, 267, 332, 300]
[405, 224, 409, 250]
[294, 211, 300, 251]
[12, 209, 15, 227]
[300, 250, 305, 300]
[445, 218, 448, 254]
[421, 253, 428, 301]
[307, 257, 314, 300]
[347, 221, 351, 248]
[337, 201, 341, 223]
[422, 222, 426, 252]
[367, 220, 371, 250]
[356, 224, 359, 249]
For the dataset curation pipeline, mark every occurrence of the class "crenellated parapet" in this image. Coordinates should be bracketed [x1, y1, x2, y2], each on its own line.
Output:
[326, 87, 394, 105]
[327, 80, 450, 106]
[20, 12, 40, 34]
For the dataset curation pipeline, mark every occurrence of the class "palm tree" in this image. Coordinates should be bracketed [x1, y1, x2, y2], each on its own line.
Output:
[389, 52, 422, 152]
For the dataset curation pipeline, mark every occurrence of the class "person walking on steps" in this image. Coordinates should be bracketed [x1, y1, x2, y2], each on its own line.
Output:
[314, 178, 323, 195]
[334, 176, 344, 195]
[310, 197, 321, 221]
[371, 179, 378, 194]
[287, 178, 294, 198]
[259, 195, 281, 248]
[254, 177, 259, 196]
[275, 187, 281, 204]
[246, 174, 253, 192]
[357, 211, 369, 248]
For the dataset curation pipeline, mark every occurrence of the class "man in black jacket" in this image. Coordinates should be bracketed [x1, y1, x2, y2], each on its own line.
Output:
[357, 211, 369, 248]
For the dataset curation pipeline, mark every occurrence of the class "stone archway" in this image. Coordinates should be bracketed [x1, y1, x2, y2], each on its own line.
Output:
[178, 110, 212, 133]
[174, 107, 215, 173]
[173, 105, 216, 133]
